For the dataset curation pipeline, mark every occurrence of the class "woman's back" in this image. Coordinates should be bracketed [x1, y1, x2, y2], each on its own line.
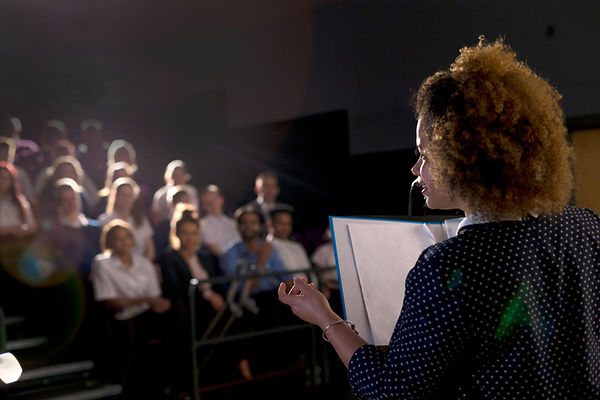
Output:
[350, 206, 600, 399]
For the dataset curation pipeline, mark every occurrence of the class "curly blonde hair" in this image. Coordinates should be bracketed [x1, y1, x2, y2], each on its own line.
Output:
[414, 37, 574, 221]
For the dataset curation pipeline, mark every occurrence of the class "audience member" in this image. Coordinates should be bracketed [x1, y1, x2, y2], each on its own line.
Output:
[38, 119, 69, 170]
[35, 155, 96, 217]
[200, 184, 240, 258]
[98, 177, 155, 260]
[76, 119, 109, 188]
[1, 116, 42, 181]
[107, 139, 138, 173]
[95, 161, 136, 218]
[0, 136, 36, 205]
[36, 178, 102, 275]
[153, 185, 194, 262]
[90, 219, 171, 397]
[152, 159, 199, 226]
[36, 139, 99, 208]
[221, 205, 295, 378]
[268, 207, 312, 281]
[244, 170, 291, 225]
[160, 204, 226, 395]
[0, 161, 37, 238]
[222, 205, 290, 295]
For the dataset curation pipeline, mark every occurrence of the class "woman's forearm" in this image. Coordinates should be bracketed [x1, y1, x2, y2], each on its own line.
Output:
[319, 319, 368, 367]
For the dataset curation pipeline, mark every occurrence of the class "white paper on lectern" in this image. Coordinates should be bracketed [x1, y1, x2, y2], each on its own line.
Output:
[347, 223, 437, 345]
[330, 216, 464, 345]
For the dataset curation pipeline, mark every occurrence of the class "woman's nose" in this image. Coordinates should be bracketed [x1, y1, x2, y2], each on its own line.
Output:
[410, 159, 421, 177]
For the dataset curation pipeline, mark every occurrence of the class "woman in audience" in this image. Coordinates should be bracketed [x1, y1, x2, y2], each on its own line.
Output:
[153, 185, 193, 262]
[161, 203, 224, 323]
[36, 155, 96, 217]
[0, 161, 36, 238]
[39, 178, 102, 275]
[99, 177, 155, 260]
[152, 159, 199, 225]
[160, 203, 225, 395]
[0, 136, 36, 206]
[106, 139, 138, 173]
[95, 161, 135, 218]
[90, 219, 171, 397]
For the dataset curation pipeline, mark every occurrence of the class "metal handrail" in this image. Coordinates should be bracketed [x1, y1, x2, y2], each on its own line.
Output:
[188, 266, 335, 400]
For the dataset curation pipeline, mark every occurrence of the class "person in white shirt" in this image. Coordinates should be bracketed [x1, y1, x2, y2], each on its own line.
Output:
[269, 207, 312, 281]
[90, 219, 171, 397]
[200, 184, 240, 257]
[152, 160, 199, 225]
[98, 177, 155, 260]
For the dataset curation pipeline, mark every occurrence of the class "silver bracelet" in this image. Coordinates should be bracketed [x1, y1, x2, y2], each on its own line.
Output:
[322, 319, 358, 342]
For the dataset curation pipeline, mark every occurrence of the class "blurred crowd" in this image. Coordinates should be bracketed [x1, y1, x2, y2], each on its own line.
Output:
[0, 116, 341, 399]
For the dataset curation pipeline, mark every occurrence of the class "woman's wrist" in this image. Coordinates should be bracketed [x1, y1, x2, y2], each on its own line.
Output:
[318, 310, 342, 331]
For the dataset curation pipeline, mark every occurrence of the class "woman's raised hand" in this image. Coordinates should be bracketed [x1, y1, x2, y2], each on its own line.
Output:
[278, 277, 340, 330]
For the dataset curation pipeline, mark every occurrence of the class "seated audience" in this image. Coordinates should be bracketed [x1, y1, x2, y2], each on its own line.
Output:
[0, 161, 37, 238]
[90, 219, 171, 397]
[200, 184, 240, 258]
[98, 177, 155, 260]
[243, 170, 291, 225]
[152, 159, 199, 225]
[268, 206, 313, 281]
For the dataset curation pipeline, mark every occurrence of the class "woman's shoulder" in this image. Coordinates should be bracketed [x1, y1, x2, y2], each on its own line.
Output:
[91, 252, 112, 268]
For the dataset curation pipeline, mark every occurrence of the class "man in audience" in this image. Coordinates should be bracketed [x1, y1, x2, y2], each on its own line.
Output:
[244, 171, 291, 225]
[221, 205, 293, 378]
[268, 206, 313, 281]
[200, 184, 240, 258]
[221, 205, 289, 294]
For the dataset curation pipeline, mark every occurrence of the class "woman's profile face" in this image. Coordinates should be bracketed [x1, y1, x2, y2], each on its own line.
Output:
[411, 119, 460, 211]
[177, 220, 200, 252]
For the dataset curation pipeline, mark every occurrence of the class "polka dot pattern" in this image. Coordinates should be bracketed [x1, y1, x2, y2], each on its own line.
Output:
[348, 206, 600, 399]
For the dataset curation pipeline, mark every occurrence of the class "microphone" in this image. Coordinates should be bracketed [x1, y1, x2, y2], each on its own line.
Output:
[407, 178, 420, 216]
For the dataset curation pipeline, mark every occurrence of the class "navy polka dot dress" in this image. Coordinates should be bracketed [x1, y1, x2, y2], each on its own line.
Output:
[348, 206, 600, 399]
